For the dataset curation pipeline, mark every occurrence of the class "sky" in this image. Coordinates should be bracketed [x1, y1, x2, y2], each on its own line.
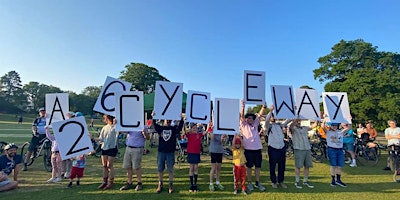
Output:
[1, 0, 399, 105]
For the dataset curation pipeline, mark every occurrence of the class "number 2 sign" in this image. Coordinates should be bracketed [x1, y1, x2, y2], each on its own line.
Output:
[52, 116, 94, 160]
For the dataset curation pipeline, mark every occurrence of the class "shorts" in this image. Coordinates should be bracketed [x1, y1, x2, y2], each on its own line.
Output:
[293, 149, 313, 168]
[244, 149, 262, 168]
[343, 143, 355, 152]
[28, 134, 46, 151]
[187, 153, 201, 164]
[327, 147, 345, 167]
[0, 179, 10, 187]
[210, 153, 223, 163]
[157, 152, 175, 173]
[122, 147, 143, 169]
[70, 167, 85, 179]
[101, 147, 118, 157]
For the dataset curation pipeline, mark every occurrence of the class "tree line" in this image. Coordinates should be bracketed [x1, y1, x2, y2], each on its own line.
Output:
[1, 39, 399, 131]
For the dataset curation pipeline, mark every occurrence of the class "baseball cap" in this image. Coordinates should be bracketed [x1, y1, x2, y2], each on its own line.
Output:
[4, 143, 18, 150]
[38, 107, 45, 112]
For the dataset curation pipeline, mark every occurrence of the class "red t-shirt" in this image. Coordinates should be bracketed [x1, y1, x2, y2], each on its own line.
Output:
[186, 132, 204, 154]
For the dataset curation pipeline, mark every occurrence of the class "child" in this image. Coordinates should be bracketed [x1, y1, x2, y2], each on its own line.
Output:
[45, 127, 62, 183]
[67, 154, 86, 188]
[207, 121, 225, 191]
[186, 123, 204, 192]
[232, 137, 247, 195]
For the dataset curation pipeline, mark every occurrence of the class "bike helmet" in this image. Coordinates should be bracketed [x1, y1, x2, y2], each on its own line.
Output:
[4, 143, 18, 151]
[74, 112, 83, 117]
[38, 107, 45, 112]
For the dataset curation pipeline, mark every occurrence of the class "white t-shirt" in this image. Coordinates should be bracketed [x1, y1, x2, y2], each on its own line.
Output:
[385, 127, 400, 146]
[326, 130, 343, 148]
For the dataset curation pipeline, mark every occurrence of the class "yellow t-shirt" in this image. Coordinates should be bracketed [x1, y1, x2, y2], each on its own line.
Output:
[232, 147, 246, 166]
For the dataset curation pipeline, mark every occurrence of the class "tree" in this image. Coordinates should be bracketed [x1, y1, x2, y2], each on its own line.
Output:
[313, 39, 400, 130]
[0, 70, 27, 111]
[69, 91, 97, 116]
[23, 82, 63, 112]
[119, 63, 169, 94]
[81, 86, 102, 98]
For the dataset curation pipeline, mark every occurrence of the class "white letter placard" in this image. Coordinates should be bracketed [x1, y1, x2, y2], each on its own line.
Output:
[93, 76, 132, 116]
[322, 92, 351, 124]
[52, 116, 94, 160]
[295, 88, 321, 120]
[46, 93, 69, 127]
[244, 70, 265, 105]
[185, 90, 211, 124]
[115, 91, 144, 132]
[153, 81, 183, 120]
[213, 98, 239, 135]
[271, 85, 296, 119]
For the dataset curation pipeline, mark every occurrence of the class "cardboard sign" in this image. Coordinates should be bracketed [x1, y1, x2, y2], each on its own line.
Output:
[93, 76, 132, 116]
[322, 92, 351, 124]
[45, 93, 69, 127]
[213, 98, 240, 135]
[185, 90, 211, 124]
[115, 91, 144, 132]
[153, 81, 183, 120]
[271, 85, 296, 119]
[52, 116, 94, 160]
[244, 70, 266, 105]
[295, 88, 321, 120]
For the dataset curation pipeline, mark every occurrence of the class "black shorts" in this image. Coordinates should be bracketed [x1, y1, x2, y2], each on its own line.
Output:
[187, 153, 201, 164]
[101, 147, 118, 157]
[210, 153, 223, 163]
[244, 149, 262, 168]
[29, 134, 46, 151]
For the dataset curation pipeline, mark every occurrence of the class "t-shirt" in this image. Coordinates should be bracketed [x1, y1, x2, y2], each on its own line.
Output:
[0, 155, 22, 175]
[209, 134, 224, 153]
[290, 126, 311, 150]
[385, 127, 400, 146]
[326, 130, 344, 148]
[232, 147, 246, 166]
[72, 155, 86, 168]
[342, 129, 355, 144]
[153, 119, 184, 153]
[33, 117, 46, 135]
[186, 132, 204, 154]
[240, 117, 262, 150]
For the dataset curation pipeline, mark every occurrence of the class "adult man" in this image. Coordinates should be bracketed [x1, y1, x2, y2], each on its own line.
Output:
[264, 105, 290, 189]
[239, 100, 266, 192]
[152, 113, 184, 194]
[119, 128, 149, 191]
[289, 119, 316, 189]
[326, 123, 347, 187]
[0, 143, 22, 192]
[22, 107, 47, 171]
[383, 120, 400, 170]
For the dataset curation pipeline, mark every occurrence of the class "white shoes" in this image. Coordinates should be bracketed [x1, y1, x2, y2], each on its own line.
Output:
[46, 177, 62, 183]
[350, 163, 357, 167]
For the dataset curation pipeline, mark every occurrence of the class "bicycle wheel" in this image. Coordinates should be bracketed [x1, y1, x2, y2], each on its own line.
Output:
[311, 143, 324, 163]
[389, 154, 396, 172]
[43, 147, 52, 172]
[357, 147, 378, 167]
[285, 143, 294, 159]
[20, 142, 34, 166]
[393, 156, 400, 182]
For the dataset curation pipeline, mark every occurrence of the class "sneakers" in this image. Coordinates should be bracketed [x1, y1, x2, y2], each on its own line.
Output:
[303, 182, 314, 188]
[46, 178, 55, 183]
[247, 183, 254, 191]
[271, 183, 278, 189]
[345, 158, 351, 164]
[294, 182, 303, 189]
[22, 164, 27, 171]
[135, 183, 143, 191]
[189, 185, 195, 192]
[216, 183, 224, 190]
[103, 182, 114, 190]
[120, 183, 133, 190]
[168, 183, 174, 194]
[383, 166, 391, 171]
[279, 182, 288, 189]
[254, 183, 266, 191]
[336, 180, 347, 187]
[349, 163, 357, 167]
[67, 182, 72, 188]
[209, 184, 215, 192]
[156, 183, 163, 193]
[330, 181, 337, 187]
[98, 182, 108, 189]
[242, 190, 248, 195]
[53, 177, 62, 183]
[233, 189, 238, 195]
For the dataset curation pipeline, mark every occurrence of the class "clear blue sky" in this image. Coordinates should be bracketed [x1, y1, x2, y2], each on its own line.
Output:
[1, 0, 399, 104]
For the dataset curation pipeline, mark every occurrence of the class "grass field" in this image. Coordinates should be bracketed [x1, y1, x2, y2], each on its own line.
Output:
[0, 114, 399, 199]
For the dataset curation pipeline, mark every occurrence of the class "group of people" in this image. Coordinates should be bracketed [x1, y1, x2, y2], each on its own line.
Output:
[1, 105, 400, 195]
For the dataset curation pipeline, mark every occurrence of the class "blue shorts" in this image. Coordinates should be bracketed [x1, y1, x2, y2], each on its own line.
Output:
[327, 147, 345, 167]
[0, 179, 10, 187]
[343, 143, 354, 152]
[157, 152, 175, 173]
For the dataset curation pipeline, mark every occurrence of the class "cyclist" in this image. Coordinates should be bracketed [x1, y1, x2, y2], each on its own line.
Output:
[0, 143, 21, 192]
[383, 120, 400, 170]
[22, 107, 47, 171]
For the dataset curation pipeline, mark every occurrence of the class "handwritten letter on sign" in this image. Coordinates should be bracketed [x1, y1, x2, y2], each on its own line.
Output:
[271, 85, 296, 119]
[322, 92, 351, 124]
[115, 91, 144, 132]
[153, 81, 183, 120]
[185, 90, 211, 124]
[52, 116, 94, 160]
[93, 76, 132, 116]
[244, 70, 265, 105]
[46, 93, 69, 127]
[213, 98, 239, 135]
[295, 89, 320, 120]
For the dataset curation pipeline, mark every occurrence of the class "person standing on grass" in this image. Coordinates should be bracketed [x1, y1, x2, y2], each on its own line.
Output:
[119, 127, 150, 191]
[383, 120, 400, 171]
[0, 143, 21, 192]
[45, 127, 62, 183]
[288, 119, 316, 189]
[22, 107, 47, 171]
[239, 100, 266, 192]
[326, 123, 347, 187]
[207, 121, 225, 192]
[61, 112, 75, 179]
[232, 136, 247, 195]
[186, 123, 204, 192]
[92, 114, 118, 190]
[342, 123, 357, 167]
[264, 105, 290, 189]
[152, 111, 184, 194]
[67, 154, 86, 188]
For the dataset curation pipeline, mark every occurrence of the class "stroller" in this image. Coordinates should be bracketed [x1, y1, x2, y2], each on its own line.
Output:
[176, 135, 188, 164]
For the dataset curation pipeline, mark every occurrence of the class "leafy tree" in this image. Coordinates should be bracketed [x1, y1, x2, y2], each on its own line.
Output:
[23, 82, 63, 112]
[69, 91, 97, 116]
[119, 63, 169, 94]
[313, 39, 400, 130]
[0, 70, 27, 111]
[81, 86, 102, 98]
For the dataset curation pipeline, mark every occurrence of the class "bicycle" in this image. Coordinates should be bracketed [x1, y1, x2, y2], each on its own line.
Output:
[310, 136, 327, 163]
[20, 137, 52, 172]
[388, 145, 400, 182]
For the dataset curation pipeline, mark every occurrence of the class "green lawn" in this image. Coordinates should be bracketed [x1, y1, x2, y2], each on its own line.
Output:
[0, 115, 399, 199]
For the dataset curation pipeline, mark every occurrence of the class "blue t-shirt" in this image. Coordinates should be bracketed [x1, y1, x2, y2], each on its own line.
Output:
[0, 155, 22, 175]
[343, 129, 355, 144]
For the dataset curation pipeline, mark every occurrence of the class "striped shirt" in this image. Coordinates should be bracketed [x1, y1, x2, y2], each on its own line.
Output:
[290, 126, 311, 150]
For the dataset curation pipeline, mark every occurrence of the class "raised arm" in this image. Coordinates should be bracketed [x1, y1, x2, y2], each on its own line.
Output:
[240, 99, 245, 121]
